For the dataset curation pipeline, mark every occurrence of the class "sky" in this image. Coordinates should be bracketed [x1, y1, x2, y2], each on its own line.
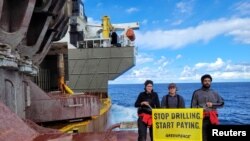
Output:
[83, 0, 250, 84]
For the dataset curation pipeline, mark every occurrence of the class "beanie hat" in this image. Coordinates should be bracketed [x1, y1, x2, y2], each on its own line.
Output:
[144, 80, 153, 87]
[168, 83, 176, 88]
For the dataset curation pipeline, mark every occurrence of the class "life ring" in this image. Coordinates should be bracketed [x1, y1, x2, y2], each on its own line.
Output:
[126, 28, 135, 41]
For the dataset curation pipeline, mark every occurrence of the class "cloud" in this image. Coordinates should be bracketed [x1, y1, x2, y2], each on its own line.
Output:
[170, 0, 194, 27]
[155, 56, 169, 66]
[227, 29, 250, 44]
[141, 19, 148, 25]
[234, 1, 250, 16]
[176, 54, 182, 59]
[87, 17, 101, 24]
[180, 58, 250, 80]
[120, 65, 171, 83]
[180, 66, 201, 80]
[112, 55, 174, 83]
[176, 1, 193, 14]
[212, 71, 250, 80]
[111, 56, 250, 84]
[194, 58, 224, 71]
[126, 7, 139, 13]
[135, 18, 250, 49]
[136, 53, 154, 65]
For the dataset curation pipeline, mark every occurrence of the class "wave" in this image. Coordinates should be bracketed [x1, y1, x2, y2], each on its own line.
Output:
[109, 104, 138, 125]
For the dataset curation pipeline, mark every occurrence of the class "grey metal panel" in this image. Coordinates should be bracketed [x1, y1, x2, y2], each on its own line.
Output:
[68, 48, 87, 59]
[89, 48, 110, 59]
[118, 58, 135, 73]
[97, 60, 109, 73]
[108, 59, 121, 73]
[69, 60, 88, 74]
[69, 59, 110, 74]
[75, 75, 92, 90]
[68, 59, 75, 73]
[108, 74, 120, 80]
[110, 47, 134, 58]
[68, 47, 135, 92]
[89, 74, 108, 90]
[87, 59, 101, 73]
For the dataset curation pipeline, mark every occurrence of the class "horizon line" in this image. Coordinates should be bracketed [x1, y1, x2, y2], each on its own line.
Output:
[109, 81, 250, 85]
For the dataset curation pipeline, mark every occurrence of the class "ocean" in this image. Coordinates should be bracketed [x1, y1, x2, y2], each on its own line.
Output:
[108, 82, 250, 125]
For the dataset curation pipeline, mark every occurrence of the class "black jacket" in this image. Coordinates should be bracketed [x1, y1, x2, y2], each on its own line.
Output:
[111, 32, 118, 44]
[134, 91, 160, 114]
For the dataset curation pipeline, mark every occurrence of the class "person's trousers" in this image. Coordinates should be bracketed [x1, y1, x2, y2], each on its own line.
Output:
[203, 118, 211, 141]
[137, 117, 153, 141]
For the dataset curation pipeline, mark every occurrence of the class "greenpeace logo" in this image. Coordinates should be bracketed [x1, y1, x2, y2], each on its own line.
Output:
[165, 134, 191, 138]
[212, 129, 246, 136]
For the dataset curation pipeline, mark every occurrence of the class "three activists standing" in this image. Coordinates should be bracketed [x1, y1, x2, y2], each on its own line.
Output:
[135, 74, 224, 141]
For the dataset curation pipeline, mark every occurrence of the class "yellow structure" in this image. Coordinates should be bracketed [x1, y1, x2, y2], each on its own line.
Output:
[102, 16, 113, 38]
[63, 84, 74, 94]
[58, 53, 74, 95]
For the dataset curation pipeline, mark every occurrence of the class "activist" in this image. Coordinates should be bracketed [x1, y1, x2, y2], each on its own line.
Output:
[135, 80, 160, 141]
[191, 74, 224, 141]
[161, 83, 185, 108]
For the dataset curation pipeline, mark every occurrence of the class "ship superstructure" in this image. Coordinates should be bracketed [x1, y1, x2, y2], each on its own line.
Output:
[0, 0, 140, 140]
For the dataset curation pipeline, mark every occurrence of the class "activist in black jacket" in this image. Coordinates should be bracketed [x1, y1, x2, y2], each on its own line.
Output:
[135, 91, 161, 114]
[134, 80, 160, 141]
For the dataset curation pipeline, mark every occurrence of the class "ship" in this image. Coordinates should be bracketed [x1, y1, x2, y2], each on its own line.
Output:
[0, 0, 140, 141]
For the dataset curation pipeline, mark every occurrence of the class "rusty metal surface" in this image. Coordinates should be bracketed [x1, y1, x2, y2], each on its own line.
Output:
[26, 80, 100, 122]
[0, 102, 145, 141]
[33, 131, 142, 141]
[33, 134, 72, 141]
[25, 119, 61, 134]
[0, 101, 37, 141]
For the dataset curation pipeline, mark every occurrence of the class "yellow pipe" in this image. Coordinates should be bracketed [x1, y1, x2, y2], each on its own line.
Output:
[58, 76, 65, 93]
[58, 53, 74, 95]
[102, 16, 112, 38]
[63, 84, 74, 95]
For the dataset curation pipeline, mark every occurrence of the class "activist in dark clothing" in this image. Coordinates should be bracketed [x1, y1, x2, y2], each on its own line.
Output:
[161, 83, 185, 108]
[191, 74, 224, 141]
[111, 31, 118, 45]
[135, 80, 160, 141]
